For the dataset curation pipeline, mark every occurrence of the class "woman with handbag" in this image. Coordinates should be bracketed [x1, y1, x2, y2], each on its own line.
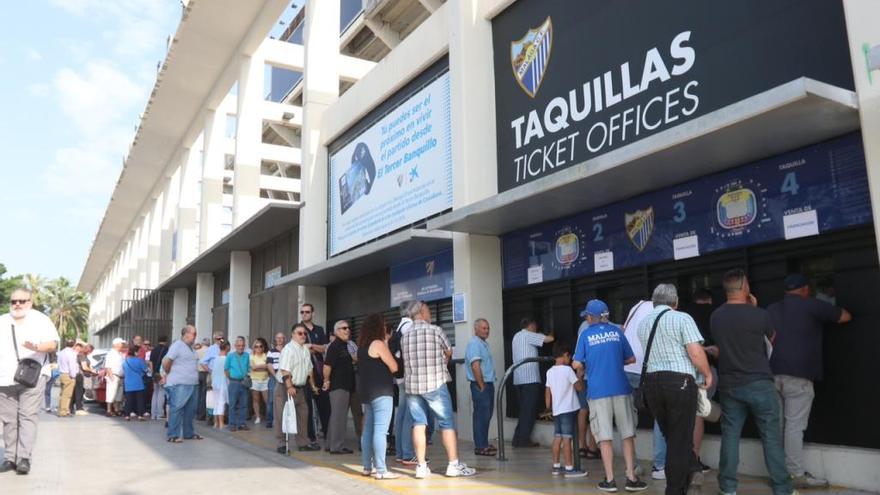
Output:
[211, 340, 229, 429]
[122, 345, 149, 421]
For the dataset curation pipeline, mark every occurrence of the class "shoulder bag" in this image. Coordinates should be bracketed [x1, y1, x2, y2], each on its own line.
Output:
[11, 325, 44, 388]
[636, 309, 671, 411]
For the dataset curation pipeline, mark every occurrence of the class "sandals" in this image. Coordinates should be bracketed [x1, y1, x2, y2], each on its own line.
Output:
[185, 434, 204, 440]
[167, 437, 183, 443]
[474, 447, 496, 456]
[579, 447, 601, 459]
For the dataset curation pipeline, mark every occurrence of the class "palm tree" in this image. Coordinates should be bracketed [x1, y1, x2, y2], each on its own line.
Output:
[23, 273, 47, 311]
[43, 278, 90, 341]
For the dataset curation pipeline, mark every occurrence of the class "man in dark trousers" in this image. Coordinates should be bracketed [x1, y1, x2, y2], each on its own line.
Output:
[300, 303, 330, 442]
[768, 274, 851, 489]
[150, 335, 170, 420]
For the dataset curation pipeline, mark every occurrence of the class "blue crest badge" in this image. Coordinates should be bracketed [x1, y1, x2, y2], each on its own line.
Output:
[717, 188, 757, 230]
[625, 207, 655, 252]
[511, 16, 553, 98]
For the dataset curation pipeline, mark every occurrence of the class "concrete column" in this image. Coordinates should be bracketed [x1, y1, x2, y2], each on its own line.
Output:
[200, 109, 226, 252]
[172, 288, 189, 335]
[844, 0, 880, 262]
[296, 0, 340, 327]
[147, 190, 164, 288]
[229, 251, 252, 340]
[447, 0, 505, 443]
[160, 166, 181, 279]
[178, 143, 202, 265]
[233, 53, 265, 226]
[195, 273, 215, 338]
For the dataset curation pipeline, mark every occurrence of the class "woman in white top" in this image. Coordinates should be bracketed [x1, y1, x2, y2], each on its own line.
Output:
[211, 340, 230, 429]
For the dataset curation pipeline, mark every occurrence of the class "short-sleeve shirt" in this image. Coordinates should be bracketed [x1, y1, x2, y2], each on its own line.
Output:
[401, 320, 452, 395]
[266, 346, 282, 374]
[0, 310, 61, 385]
[638, 305, 704, 377]
[622, 300, 654, 374]
[278, 341, 312, 385]
[545, 365, 580, 415]
[123, 357, 148, 392]
[325, 339, 355, 392]
[464, 335, 495, 383]
[164, 339, 199, 386]
[574, 322, 634, 400]
[767, 294, 842, 380]
[249, 353, 268, 381]
[224, 352, 251, 380]
[710, 303, 774, 389]
[511, 329, 547, 385]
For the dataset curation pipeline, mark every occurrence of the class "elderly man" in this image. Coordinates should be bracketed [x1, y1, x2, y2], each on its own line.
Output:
[197, 332, 224, 423]
[162, 325, 202, 442]
[56, 340, 81, 418]
[638, 284, 713, 495]
[149, 335, 169, 420]
[323, 320, 356, 453]
[768, 274, 851, 489]
[511, 317, 554, 448]
[573, 299, 646, 492]
[225, 336, 251, 432]
[0, 288, 60, 475]
[465, 318, 496, 456]
[103, 337, 126, 417]
[402, 301, 475, 478]
[711, 270, 793, 495]
[275, 324, 320, 454]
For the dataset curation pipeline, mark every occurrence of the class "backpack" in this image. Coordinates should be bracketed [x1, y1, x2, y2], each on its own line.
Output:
[388, 319, 410, 379]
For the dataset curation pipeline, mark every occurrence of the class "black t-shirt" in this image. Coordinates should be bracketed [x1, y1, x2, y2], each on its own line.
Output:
[325, 339, 355, 392]
[767, 295, 841, 381]
[710, 303, 774, 389]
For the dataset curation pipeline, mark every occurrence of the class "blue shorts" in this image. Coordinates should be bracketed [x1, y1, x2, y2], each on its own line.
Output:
[553, 411, 577, 438]
[407, 384, 455, 431]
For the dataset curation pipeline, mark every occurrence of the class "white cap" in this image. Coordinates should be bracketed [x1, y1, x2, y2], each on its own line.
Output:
[112, 337, 125, 345]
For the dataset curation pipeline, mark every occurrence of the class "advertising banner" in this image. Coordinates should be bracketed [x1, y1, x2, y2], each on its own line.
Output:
[329, 73, 453, 256]
[491, 0, 854, 192]
[502, 133, 872, 288]
[390, 250, 454, 307]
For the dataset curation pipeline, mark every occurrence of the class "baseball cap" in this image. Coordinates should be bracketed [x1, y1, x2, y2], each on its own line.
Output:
[579, 299, 609, 318]
[784, 274, 808, 291]
[112, 337, 125, 345]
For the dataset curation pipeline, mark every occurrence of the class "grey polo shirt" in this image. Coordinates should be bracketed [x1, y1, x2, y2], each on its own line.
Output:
[164, 339, 199, 386]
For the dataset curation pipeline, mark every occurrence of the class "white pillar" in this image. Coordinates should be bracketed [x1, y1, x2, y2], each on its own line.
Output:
[448, 0, 504, 443]
[200, 110, 226, 252]
[844, 0, 880, 263]
[172, 288, 189, 334]
[161, 166, 181, 279]
[233, 53, 265, 226]
[148, 191, 164, 288]
[297, 0, 340, 327]
[178, 143, 202, 265]
[195, 273, 215, 338]
[229, 251, 252, 340]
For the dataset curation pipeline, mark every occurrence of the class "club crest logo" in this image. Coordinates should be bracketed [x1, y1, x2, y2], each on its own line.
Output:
[625, 207, 655, 252]
[717, 188, 757, 230]
[555, 231, 580, 268]
[511, 16, 553, 98]
[425, 260, 436, 278]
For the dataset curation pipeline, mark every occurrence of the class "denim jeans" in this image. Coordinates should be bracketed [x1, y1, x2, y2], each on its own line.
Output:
[266, 377, 275, 426]
[513, 382, 543, 446]
[228, 379, 249, 428]
[361, 396, 393, 474]
[718, 379, 793, 495]
[653, 420, 667, 469]
[407, 384, 455, 430]
[470, 381, 495, 449]
[166, 384, 198, 439]
[394, 386, 414, 459]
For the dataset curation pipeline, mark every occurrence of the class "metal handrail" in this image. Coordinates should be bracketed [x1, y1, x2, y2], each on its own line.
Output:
[495, 356, 556, 462]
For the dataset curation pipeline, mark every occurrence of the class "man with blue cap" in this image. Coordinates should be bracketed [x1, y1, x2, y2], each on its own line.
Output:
[767, 274, 851, 489]
[572, 299, 647, 492]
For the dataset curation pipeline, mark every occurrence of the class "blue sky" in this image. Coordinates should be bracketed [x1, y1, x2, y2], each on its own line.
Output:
[0, 0, 181, 284]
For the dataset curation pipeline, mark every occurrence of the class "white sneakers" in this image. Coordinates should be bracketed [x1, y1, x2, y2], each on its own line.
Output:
[445, 461, 476, 477]
[254, 417, 261, 425]
[415, 464, 431, 479]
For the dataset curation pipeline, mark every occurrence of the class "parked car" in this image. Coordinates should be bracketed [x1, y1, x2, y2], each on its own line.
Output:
[83, 348, 108, 403]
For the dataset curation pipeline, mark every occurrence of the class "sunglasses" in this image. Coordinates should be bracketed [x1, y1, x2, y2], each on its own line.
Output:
[10, 299, 31, 305]
[294, 331, 306, 336]
[300, 310, 312, 314]
[338, 326, 350, 330]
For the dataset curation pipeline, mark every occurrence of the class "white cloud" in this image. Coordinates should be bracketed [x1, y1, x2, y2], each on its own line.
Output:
[27, 83, 51, 97]
[25, 48, 43, 62]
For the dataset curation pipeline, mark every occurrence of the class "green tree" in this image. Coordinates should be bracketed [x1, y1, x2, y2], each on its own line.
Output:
[23, 273, 47, 312]
[43, 277, 90, 341]
[0, 264, 24, 308]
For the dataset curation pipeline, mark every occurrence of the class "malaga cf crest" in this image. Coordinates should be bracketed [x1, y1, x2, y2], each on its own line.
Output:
[625, 207, 655, 252]
[511, 17, 553, 98]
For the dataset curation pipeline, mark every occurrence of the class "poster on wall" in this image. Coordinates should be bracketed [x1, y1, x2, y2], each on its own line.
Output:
[390, 250, 454, 307]
[502, 133, 872, 288]
[491, 0, 854, 192]
[329, 73, 453, 256]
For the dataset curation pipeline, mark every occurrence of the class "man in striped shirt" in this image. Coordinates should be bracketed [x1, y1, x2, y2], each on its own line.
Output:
[511, 318, 554, 448]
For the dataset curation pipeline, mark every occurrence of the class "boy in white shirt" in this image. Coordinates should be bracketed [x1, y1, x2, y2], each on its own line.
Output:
[545, 341, 587, 478]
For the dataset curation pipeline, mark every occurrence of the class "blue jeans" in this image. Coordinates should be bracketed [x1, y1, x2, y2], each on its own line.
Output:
[394, 386, 414, 459]
[407, 384, 455, 430]
[553, 410, 577, 438]
[718, 380, 793, 495]
[361, 396, 393, 473]
[166, 384, 198, 439]
[266, 378, 275, 426]
[653, 421, 667, 469]
[228, 380, 249, 427]
[470, 381, 495, 449]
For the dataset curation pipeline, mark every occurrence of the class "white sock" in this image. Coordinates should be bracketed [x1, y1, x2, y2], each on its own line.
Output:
[565, 465, 573, 470]
[553, 463, 561, 468]
[448, 459, 459, 466]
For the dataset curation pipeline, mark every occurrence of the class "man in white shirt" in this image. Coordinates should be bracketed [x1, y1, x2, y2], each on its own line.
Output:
[0, 288, 60, 475]
[102, 338, 125, 417]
